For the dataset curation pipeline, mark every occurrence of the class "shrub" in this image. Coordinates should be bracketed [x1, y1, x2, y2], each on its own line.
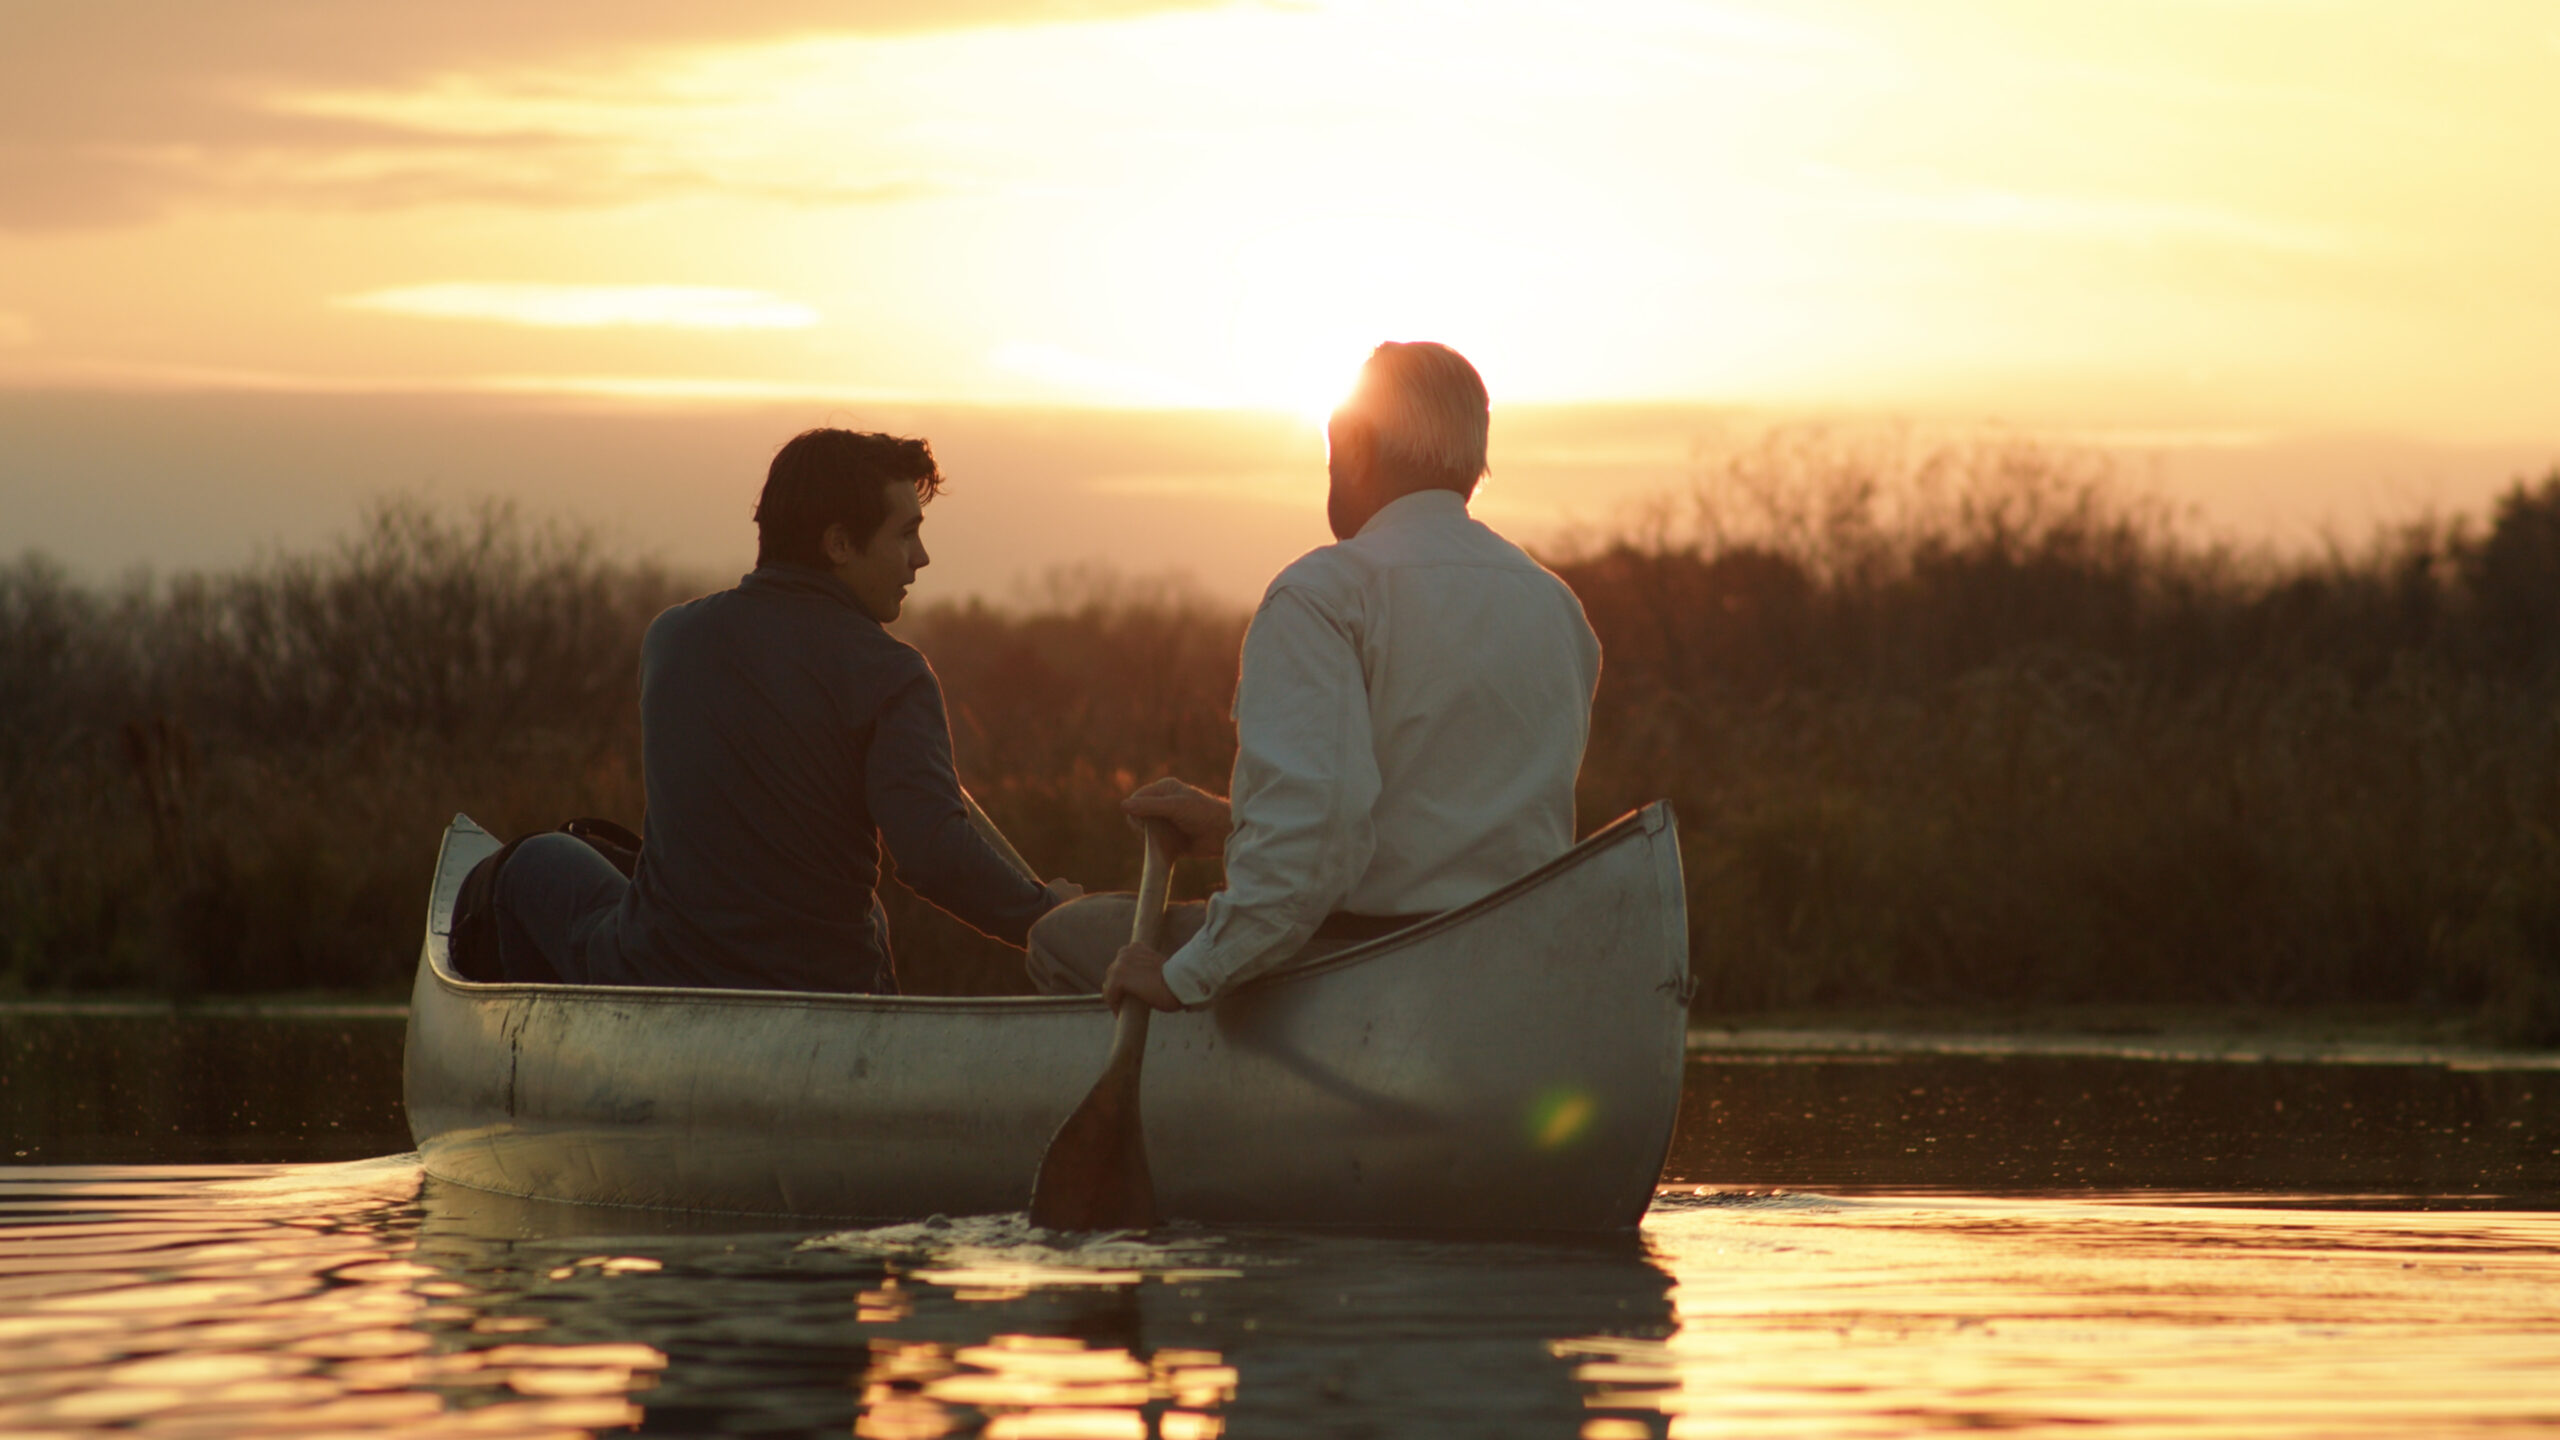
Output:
[1556, 434, 2560, 1039]
[5, 445, 2559, 1044]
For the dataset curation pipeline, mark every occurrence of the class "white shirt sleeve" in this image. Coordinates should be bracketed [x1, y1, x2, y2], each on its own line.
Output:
[1159, 582, 1379, 1005]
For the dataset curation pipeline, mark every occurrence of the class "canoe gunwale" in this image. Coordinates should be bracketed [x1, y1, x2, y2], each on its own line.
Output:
[417, 801, 1677, 1016]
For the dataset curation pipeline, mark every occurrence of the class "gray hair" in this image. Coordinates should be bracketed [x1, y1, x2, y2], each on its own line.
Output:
[1339, 341, 1489, 486]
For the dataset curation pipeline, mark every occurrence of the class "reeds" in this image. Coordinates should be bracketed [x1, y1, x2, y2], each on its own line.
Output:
[0, 500, 687, 994]
[1558, 432, 2560, 1040]
[3, 444, 2556, 1037]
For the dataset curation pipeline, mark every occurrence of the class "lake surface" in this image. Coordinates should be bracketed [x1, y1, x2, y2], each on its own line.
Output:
[4, 1011, 2559, 1436]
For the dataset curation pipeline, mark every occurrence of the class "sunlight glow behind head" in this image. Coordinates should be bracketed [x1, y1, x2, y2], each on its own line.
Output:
[1336, 342, 1491, 482]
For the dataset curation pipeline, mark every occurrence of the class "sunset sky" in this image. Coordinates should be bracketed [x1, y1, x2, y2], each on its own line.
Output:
[5, 0, 2557, 598]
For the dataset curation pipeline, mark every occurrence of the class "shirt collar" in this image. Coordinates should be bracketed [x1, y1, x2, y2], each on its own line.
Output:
[1355, 487, 1470, 539]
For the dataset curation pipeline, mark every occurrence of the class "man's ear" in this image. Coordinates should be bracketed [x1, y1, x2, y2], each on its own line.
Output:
[1328, 417, 1377, 486]
[819, 522, 854, 566]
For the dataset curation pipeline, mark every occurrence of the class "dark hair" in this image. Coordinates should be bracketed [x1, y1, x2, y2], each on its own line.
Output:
[753, 429, 944, 568]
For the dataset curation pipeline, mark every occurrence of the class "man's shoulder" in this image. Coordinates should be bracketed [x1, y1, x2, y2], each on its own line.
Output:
[1446, 509, 1556, 572]
[641, 586, 721, 652]
[649, 579, 928, 675]
[1262, 543, 1367, 608]
[1257, 512, 1580, 615]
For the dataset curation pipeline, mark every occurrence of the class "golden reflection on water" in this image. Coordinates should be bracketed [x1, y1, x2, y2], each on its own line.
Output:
[2, 1162, 2558, 1437]
[0, 1160, 657, 1436]
[1626, 1191, 2560, 1437]
[854, 1334, 1235, 1439]
[0, 1162, 1264, 1438]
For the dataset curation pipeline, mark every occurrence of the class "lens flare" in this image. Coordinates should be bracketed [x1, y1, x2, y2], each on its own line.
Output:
[1529, 1087, 1598, 1151]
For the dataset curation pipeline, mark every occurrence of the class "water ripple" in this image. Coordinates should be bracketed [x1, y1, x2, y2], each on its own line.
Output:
[4, 1163, 2560, 1435]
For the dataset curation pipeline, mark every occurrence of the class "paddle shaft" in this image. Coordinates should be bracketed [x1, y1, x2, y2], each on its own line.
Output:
[1105, 818, 1180, 1067]
[1025, 817, 1178, 1230]
[959, 786, 1041, 885]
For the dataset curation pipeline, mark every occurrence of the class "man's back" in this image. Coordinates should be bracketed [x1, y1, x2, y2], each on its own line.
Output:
[598, 565, 1047, 992]
[1279, 487, 1601, 913]
[1150, 487, 1600, 1003]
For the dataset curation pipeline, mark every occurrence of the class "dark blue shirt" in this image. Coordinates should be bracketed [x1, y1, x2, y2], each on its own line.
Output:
[590, 565, 1050, 992]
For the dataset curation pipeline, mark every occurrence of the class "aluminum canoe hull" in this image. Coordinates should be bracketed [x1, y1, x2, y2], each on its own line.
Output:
[404, 803, 1691, 1230]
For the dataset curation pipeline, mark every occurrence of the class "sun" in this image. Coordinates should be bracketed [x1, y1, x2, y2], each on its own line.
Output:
[1235, 346, 1366, 428]
[1215, 217, 1508, 424]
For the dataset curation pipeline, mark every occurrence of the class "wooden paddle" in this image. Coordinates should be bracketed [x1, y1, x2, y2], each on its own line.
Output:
[1027, 817, 1178, 1231]
[959, 786, 1040, 885]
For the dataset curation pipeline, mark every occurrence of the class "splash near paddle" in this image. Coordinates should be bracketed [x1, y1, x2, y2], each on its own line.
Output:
[1028, 819, 1178, 1231]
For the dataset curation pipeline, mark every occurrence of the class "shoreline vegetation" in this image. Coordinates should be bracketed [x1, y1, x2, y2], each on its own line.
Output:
[5, 432, 2557, 1042]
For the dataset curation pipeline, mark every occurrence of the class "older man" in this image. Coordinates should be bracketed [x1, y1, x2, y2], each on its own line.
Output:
[1026, 342, 1603, 1009]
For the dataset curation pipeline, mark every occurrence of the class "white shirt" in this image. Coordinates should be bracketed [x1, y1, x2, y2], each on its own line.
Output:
[1161, 488, 1604, 1004]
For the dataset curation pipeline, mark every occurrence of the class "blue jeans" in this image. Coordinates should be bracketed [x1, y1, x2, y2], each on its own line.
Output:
[494, 832, 629, 984]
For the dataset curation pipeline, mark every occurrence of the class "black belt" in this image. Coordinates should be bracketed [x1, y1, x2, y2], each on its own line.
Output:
[1312, 910, 1439, 943]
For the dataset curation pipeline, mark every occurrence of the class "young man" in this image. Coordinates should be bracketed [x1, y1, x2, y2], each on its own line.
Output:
[1026, 342, 1603, 1010]
[493, 428, 1078, 991]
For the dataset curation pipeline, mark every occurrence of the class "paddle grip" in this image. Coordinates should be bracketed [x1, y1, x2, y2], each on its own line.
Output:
[1129, 818, 1179, 953]
[1100, 819, 1180, 1062]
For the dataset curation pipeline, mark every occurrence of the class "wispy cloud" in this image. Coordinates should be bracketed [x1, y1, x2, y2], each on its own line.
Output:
[339, 284, 819, 330]
[1800, 168, 2343, 254]
[991, 342, 1232, 408]
[1084, 471, 1309, 505]
[0, 0, 1204, 229]
[468, 373, 922, 404]
[0, 355, 921, 405]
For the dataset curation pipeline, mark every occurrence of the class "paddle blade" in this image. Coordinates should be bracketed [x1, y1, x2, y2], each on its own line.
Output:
[1026, 1048, 1157, 1231]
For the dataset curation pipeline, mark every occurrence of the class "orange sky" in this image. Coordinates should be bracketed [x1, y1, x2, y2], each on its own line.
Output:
[4, 1, 2557, 596]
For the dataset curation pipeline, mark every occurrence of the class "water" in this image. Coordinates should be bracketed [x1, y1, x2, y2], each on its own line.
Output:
[1, 1007, 408, 1165]
[5, 1011, 2560, 1436]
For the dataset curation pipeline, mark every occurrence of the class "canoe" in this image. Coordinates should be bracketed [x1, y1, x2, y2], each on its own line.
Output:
[404, 803, 1693, 1231]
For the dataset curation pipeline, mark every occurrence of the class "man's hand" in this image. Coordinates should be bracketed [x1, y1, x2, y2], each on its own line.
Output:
[1122, 777, 1232, 859]
[1043, 878, 1085, 906]
[1101, 941, 1183, 1012]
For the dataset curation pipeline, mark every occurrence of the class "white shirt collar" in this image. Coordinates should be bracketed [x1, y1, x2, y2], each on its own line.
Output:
[1354, 487, 1469, 539]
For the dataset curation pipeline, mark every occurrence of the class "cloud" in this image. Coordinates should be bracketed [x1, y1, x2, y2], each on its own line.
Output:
[339, 284, 820, 330]
[991, 341, 1233, 408]
[0, 0, 1211, 229]
[1795, 166, 2343, 255]
[0, 354, 920, 405]
[465, 373, 916, 403]
[1084, 471, 1307, 505]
